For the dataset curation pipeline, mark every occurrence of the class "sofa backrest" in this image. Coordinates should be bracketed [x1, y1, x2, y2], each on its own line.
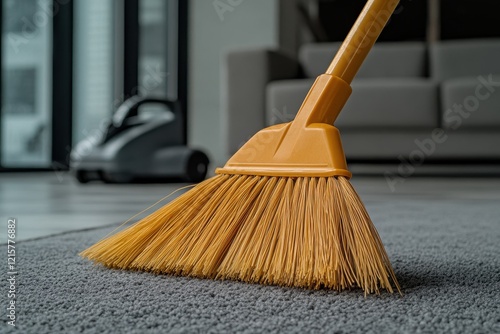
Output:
[430, 39, 500, 81]
[298, 42, 427, 79]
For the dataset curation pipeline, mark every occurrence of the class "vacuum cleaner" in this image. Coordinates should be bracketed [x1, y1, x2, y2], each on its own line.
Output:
[71, 96, 209, 183]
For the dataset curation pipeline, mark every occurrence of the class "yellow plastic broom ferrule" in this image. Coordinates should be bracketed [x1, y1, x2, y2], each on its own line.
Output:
[217, 74, 353, 179]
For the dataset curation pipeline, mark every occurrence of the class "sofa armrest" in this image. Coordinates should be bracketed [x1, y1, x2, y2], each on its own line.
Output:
[221, 48, 300, 157]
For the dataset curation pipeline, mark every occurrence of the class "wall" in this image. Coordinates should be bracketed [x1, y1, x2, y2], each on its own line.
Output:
[188, 0, 278, 167]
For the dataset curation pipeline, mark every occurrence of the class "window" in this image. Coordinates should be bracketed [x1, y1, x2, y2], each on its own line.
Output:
[1, 0, 53, 167]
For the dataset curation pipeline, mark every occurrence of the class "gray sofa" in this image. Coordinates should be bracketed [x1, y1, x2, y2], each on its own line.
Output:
[222, 39, 500, 162]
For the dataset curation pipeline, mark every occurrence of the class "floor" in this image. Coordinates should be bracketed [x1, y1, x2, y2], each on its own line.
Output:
[5, 171, 500, 333]
[1, 171, 500, 241]
[0, 172, 186, 241]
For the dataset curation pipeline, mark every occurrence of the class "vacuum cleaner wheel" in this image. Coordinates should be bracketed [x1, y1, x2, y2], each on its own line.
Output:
[75, 170, 90, 184]
[185, 150, 210, 183]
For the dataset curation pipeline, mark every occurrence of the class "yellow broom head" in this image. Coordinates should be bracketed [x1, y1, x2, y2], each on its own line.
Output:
[80, 173, 400, 294]
[81, 74, 400, 294]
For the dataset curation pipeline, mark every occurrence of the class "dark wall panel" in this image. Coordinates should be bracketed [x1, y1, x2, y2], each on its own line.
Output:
[440, 0, 500, 40]
[318, 0, 428, 42]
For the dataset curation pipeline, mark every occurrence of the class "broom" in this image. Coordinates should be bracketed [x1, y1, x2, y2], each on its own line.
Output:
[81, 0, 401, 294]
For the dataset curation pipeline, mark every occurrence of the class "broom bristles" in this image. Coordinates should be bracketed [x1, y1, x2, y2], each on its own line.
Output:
[80, 174, 400, 294]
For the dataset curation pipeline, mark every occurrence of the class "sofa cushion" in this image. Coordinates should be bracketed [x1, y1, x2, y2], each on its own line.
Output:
[441, 75, 500, 129]
[430, 39, 500, 81]
[299, 42, 427, 79]
[266, 78, 439, 129]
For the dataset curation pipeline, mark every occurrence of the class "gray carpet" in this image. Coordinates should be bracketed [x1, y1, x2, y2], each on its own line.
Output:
[3, 198, 500, 334]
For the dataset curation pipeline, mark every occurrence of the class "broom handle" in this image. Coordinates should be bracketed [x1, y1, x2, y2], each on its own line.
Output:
[289, 0, 400, 127]
[326, 0, 400, 84]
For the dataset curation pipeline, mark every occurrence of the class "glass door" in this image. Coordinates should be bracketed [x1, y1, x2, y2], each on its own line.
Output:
[1, 0, 53, 167]
[124, 0, 187, 142]
[136, 0, 187, 142]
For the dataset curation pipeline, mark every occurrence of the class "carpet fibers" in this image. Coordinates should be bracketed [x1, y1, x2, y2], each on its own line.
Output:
[2, 198, 499, 333]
